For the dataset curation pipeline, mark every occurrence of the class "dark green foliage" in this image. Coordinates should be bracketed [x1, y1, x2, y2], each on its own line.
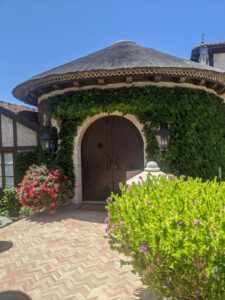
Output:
[0, 186, 20, 217]
[54, 119, 77, 182]
[15, 151, 39, 185]
[15, 151, 58, 184]
[49, 86, 225, 180]
[0, 186, 33, 218]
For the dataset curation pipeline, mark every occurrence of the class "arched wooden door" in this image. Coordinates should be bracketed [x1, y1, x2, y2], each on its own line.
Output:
[81, 116, 144, 201]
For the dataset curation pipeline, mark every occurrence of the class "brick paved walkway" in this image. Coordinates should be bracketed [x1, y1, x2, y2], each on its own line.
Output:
[0, 205, 147, 300]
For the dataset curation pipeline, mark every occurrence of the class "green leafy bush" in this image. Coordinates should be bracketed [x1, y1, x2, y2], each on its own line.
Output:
[106, 176, 225, 299]
[0, 186, 21, 217]
[17, 164, 74, 212]
[19, 206, 33, 217]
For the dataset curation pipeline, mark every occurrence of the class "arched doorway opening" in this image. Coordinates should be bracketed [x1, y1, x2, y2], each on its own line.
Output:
[81, 116, 144, 201]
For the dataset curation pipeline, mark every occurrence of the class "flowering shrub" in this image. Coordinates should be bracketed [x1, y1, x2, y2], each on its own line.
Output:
[106, 176, 225, 299]
[17, 164, 73, 212]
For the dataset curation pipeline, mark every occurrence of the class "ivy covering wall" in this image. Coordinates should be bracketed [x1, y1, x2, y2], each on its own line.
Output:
[44, 85, 225, 181]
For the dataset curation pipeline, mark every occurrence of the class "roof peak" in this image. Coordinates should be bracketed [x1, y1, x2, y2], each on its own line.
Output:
[112, 40, 136, 45]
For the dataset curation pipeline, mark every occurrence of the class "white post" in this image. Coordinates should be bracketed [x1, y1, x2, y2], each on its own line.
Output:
[126, 161, 165, 186]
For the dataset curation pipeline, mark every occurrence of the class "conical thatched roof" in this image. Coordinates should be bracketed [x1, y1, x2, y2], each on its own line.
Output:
[13, 41, 225, 105]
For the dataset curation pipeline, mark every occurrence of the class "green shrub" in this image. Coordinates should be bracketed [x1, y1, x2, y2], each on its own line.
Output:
[106, 176, 225, 299]
[19, 206, 33, 217]
[0, 186, 21, 217]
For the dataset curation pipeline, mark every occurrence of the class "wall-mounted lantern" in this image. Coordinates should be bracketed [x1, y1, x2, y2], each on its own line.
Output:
[154, 122, 171, 152]
[39, 126, 58, 152]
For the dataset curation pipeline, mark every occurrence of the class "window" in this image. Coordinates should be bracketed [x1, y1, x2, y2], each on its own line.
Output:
[0, 153, 14, 188]
[4, 153, 14, 186]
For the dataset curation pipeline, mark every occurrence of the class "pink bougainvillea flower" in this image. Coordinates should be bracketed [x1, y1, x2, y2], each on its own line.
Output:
[194, 219, 200, 226]
[106, 197, 111, 203]
[141, 244, 148, 254]
[17, 164, 73, 212]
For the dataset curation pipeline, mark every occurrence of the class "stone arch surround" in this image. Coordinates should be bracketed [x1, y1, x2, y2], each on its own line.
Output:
[72, 112, 147, 204]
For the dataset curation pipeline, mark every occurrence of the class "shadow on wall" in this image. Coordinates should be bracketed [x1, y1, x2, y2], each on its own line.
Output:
[0, 291, 31, 300]
[18, 110, 38, 124]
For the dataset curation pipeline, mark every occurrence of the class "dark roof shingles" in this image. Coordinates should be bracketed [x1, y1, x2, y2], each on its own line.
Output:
[32, 41, 224, 80]
[0, 101, 38, 130]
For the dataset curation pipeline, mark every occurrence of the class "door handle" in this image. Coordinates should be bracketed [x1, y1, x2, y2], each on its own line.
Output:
[115, 155, 120, 170]
[106, 155, 112, 168]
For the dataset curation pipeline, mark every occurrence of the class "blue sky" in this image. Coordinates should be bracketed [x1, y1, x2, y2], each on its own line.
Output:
[0, 0, 225, 106]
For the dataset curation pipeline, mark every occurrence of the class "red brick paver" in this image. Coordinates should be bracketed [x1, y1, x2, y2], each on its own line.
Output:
[0, 205, 145, 299]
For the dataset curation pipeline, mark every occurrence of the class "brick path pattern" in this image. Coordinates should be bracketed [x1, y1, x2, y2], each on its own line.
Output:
[0, 205, 146, 300]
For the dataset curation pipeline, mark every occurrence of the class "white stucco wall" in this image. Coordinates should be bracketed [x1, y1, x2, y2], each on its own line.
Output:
[16, 122, 37, 146]
[50, 117, 61, 146]
[213, 53, 225, 71]
[1, 115, 14, 147]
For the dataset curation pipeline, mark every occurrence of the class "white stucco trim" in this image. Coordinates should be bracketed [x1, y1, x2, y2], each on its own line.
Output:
[72, 112, 147, 204]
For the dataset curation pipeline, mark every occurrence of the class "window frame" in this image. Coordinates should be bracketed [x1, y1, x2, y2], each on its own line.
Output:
[0, 151, 15, 188]
[4, 152, 15, 187]
[0, 111, 38, 193]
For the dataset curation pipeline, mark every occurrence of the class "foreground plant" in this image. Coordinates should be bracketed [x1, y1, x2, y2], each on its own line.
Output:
[0, 186, 20, 217]
[106, 175, 225, 299]
[17, 164, 73, 212]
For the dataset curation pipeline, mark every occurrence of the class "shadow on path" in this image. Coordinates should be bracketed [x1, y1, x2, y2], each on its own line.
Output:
[26, 203, 107, 225]
[0, 241, 13, 253]
[0, 291, 31, 300]
[133, 287, 163, 300]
